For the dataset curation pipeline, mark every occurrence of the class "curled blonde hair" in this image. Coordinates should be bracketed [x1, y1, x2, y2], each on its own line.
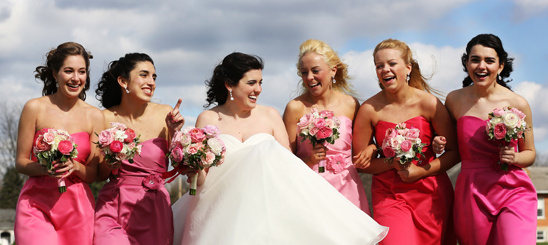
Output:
[373, 39, 442, 97]
[297, 39, 355, 96]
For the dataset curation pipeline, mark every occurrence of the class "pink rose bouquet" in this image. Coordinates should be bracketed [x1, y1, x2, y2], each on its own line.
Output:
[379, 123, 426, 165]
[297, 108, 341, 172]
[166, 125, 226, 195]
[33, 128, 78, 193]
[485, 106, 530, 170]
[95, 122, 142, 175]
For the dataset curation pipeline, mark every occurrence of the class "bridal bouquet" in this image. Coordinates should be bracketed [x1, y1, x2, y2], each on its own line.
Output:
[297, 108, 341, 173]
[95, 122, 142, 175]
[486, 106, 529, 170]
[33, 128, 79, 193]
[167, 125, 226, 195]
[379, 123, 426, 165]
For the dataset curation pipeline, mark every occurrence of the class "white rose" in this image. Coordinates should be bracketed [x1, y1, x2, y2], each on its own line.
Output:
[114, 130, 128, 141]
[208, 138, 224, 155]
[503, 112, 519, 129]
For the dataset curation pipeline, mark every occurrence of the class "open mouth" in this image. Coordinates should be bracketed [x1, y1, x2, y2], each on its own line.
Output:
[309, 82, 321, 88]
[142, 88, 153, 96]
[249, 95, 257, 102]
[475, 72, 489, 79]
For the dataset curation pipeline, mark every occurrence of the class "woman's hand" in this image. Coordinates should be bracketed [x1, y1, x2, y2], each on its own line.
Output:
[307, 144, 327, 168]
[396, 163, 426, 183]
[499, 145, 518, 165]
[432, 136, 446, 154]
[48, 159, 80, 179]
[353, 144, 377, 169]
[167, 99, 185, 134]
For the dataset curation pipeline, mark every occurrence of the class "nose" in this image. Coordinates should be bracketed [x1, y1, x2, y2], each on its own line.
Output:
[478, 60, 487, 69]
[255, 83, 262, 94]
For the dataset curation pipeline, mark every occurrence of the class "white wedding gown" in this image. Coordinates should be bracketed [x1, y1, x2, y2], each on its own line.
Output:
[172, 133, 388, 245]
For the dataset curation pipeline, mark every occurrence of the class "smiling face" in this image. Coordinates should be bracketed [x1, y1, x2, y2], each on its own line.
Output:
[229, 69, 262, 110]
[466, 44, 504, 87]
[53, 55, 87, 99]
[122, 61, 157, 102]
[299, 52, 336, 96]
[374, 48, 412, 91]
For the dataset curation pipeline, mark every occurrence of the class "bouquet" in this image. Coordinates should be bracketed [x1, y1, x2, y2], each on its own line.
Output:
[486, 106, 530, 170]
[167, 125, 226, 195]
[95, 122, 142, 175]
[297, 108, 341, 173]
[33, 128, 78, 193]
[379, 123, 426, 165]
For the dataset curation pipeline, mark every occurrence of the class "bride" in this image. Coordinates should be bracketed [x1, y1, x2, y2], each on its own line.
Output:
[171, 52, 388, 245]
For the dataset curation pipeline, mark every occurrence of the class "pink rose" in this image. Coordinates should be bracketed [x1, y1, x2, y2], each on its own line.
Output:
[383, 146, 396, 158]
[385, 128, 397, 138]
[400, 140, 413, 152]
[201, 151, 216, 167]
[171, 146, 184, 163]
[188, 128, 206, 143]
[186, 142, 203, 155]
[517, 130, 524, 139]
[58, 140, 74, 155]
[297, 113, 313, 130]
[316, 127, 333, 140]
[109, 140, 124, 153]
[111, 122, 127, 131]
[319, 110, 334, 119]
[313, 118, 327, 129]
[510, 107, 526, 120]
[309, 126, 319, 136]
[494, 123, 507, 140]
[124, 128, 136, 143]
[43, 130, 56, 144]
[115, 152, 127, 161]
[405, 128, 420, 139]
[98, 130, 114, 147]
[34, 135, 51, 152]
[203, 125, 220, 136]
[492, 108, 505, 117]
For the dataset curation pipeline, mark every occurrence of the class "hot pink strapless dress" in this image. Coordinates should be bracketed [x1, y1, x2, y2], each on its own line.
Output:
[373, 116, 456, 245]
[94, 138, 173, 245]
[15, 128, 95, 245]
[296, 116, 370, 213]
[454, 116, 537, 244]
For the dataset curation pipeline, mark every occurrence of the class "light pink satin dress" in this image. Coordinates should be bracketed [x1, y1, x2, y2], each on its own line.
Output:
[15, 129, 95, 245]
[94, 138, 173, 245]
[296, 116, 370, 214]
[454, 116, 537, 244]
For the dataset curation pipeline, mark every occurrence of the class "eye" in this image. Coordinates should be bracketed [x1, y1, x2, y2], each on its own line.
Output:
[300, 71, 308, 76]
[389, 62, 397, 67]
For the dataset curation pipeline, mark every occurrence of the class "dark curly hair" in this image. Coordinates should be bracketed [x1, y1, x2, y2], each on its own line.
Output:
[204, 52, 264, 108]
[34, 42, 93, 100]
[95, 53, 154, 108]
[461, 33, 513, 89]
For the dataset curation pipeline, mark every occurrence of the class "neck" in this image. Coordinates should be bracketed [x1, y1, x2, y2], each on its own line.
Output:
[117, 96, 149, 121]
[471, 81, 498, 99]
[306, 89, 335, 107]
[221, 100, 252, 119]
[384, 83, 413, 104]
[50, 92, 79, 112]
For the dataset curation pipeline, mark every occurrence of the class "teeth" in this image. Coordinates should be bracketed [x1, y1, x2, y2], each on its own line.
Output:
[67, 84, 80, 88]
[249, 96, 257, 99]
[309, 83, 320, 88]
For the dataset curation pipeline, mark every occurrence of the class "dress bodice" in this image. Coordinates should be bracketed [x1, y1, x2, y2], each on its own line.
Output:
[457, 116, 518, 166]
[117, 137, 169, 177]
[31, 128, 91, 165]
[374, 116, 435, 165]
[296, 116, 352, 159]
[219, 133, 275, 155]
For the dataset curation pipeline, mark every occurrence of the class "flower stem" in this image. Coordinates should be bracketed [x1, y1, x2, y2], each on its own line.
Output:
[190, 174, 198, 195]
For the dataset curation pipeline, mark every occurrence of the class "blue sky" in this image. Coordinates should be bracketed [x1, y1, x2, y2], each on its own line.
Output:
[1, 0, 547, 159]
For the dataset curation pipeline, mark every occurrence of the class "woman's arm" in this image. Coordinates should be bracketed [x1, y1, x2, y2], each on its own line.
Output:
[15, 100, 48, 177]
[502, 96, 535, 168]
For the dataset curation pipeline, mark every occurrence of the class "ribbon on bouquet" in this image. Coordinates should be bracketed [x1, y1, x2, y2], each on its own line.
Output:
[162, 166, 186, 184]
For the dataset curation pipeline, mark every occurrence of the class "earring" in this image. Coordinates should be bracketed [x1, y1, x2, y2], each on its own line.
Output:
[55, 82, 59, 88]
[124, 87, 130, 94]
[498, 74, 502, 81]
[229, 90, 234, 101]
[332, 76, 336, 84]
[406, 74, 410, 82]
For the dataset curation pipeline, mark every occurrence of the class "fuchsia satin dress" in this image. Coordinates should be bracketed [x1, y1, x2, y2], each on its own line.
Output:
[454, 116, 537, 244]
[373, 116, 456, 245]
[94, 138, 173, 245]
[296, 116, 370, 214]
[15, 129, 95, 245]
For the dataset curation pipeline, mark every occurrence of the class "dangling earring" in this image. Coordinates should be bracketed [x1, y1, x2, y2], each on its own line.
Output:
[406, 74, 410, 82]
[55, 82, 59, 88]
[332, 76, 336, 84]
[124, 87, 130, 94]
[497, 74, 502, 81]
[229, 90, 234, 101]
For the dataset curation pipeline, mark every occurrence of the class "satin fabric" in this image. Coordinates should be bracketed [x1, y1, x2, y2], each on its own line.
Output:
[15, 129, 95, 245]
[172, 133, 388, 245]
[296, 116, 370, 213]
[373, 116, 456, 245]
[454, 116, 537, 244]
[94, 138, 173, 245]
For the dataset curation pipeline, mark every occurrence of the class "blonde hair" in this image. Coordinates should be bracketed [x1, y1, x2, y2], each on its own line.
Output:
[297, 39, 355, 96]
[373, 39, 442, 97]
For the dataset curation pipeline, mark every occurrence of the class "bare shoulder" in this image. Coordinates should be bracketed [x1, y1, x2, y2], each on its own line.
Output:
[360, 92, 383, 112]
[22, 97, 46, 113]
[257, 104, 282, 118]
[196, 108, 220, 127]
[507, 90, 531, 111]
[150, 102, 173, 115]
[283, 98, 306, 118]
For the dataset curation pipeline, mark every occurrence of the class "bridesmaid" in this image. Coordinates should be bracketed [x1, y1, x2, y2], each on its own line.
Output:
[442, 34, 537, 244]
[15, 42, 103, 245]
[352, 39, 459, 244]
[93, 53, 184, 245]
[283, 39, 370, 213]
